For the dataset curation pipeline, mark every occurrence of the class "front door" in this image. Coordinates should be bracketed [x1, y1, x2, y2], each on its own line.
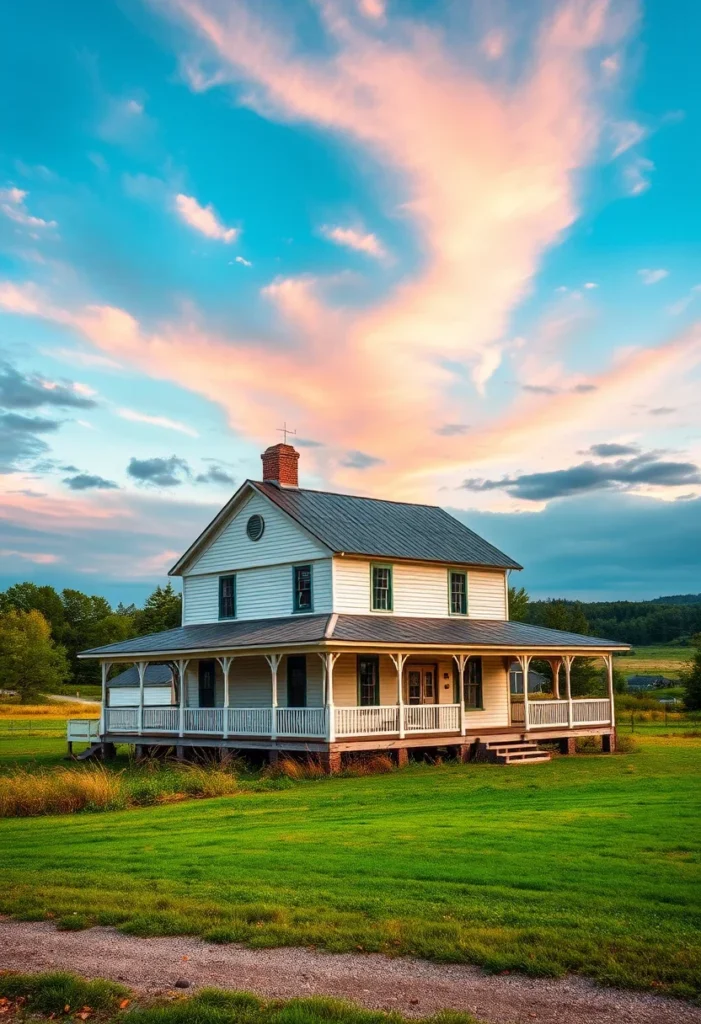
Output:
[287, 655, 307, 708]
[405, 665, 437, 704]
[198, 660, 216, 708]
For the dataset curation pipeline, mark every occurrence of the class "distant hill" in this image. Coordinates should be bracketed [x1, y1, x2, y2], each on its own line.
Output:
[525, 595, 701, 646]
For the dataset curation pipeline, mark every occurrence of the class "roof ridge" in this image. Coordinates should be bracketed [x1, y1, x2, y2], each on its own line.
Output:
[254, 480, 442, 511]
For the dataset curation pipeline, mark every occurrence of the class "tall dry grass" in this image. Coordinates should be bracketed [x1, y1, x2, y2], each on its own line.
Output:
[0, 703, 98, 719]
[0, 762, 241, 817]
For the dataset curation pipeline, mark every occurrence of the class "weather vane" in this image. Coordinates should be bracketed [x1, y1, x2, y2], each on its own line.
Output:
[277, 422, 297, 445]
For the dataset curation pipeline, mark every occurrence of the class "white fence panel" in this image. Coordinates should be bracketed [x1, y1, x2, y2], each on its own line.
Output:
[142, 707, 179, 732]
[105, 708, 138, 732]
[184, 708, 224, 733]
[529, 700, 569, 727]
[405, 704, 461, 732]
[572, 699, 611, 725]
[66, 719, 100, 742]
[335, 706, 400, 736]
[276, 707, 326, 737]
[227, 707, 273, 736]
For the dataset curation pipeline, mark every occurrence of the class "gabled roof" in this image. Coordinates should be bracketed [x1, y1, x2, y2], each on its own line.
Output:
[107, 664, 173, 687]
[80, 614, 628, 658]
[255, 483, 521, 568]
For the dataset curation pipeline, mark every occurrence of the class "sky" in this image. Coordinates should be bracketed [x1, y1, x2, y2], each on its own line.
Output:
[0, 0, 699, 605]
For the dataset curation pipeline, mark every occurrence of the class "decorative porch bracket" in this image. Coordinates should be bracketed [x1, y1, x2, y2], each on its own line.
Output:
[136, 660, 148, 736]
[99, 660, 111, 736]
[389, 653, 408, 738]
[547, 657, 562, 700]
[318, 652, 340, 742]
[264, 654, 282, 740]
[563, 655, 575, 728]
[516, 654, 532, 731]
[216, 656, 234, 740]
[451, 654, 469, 736]
[176, 658, 190, 738]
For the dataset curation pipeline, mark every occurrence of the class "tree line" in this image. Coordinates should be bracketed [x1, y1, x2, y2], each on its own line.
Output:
[0, 582, 181, 700]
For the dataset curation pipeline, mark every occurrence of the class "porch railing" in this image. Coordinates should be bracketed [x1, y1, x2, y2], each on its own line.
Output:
[335, 705, 399, 736]
[105, 708, 139, 732]
[228, 707, 273, 736]
[276, 707, 327, 737]
[405, 703, 461, 732]
[510, 697, 611, 728]
[143, 707, 179, 732]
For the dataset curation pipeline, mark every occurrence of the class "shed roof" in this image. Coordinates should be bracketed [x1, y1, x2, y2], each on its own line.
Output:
[108, 664, 173, 687]
[253, 482, 522, 569]
[81, 614, 627, 658]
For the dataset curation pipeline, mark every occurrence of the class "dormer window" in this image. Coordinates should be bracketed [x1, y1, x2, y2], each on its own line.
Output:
[293, 564, 313, 613]
[219, 575, 236, 619]
[371, 564, 393, 611]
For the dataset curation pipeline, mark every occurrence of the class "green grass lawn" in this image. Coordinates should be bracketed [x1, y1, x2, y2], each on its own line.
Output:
[0, 734, 699, 999]
[615, 645, 691, 680]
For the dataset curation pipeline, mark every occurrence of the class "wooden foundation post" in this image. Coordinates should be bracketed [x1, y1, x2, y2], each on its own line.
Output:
[321, 750, 342, 774]
[559, 737, 576, 755]
[396, 747, 409, 768]
[175, 744, 186, 762]
[602, 732, 616, 754]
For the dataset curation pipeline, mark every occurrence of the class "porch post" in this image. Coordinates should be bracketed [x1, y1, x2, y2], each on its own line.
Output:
[517, 655, 532, 731]
[136, 660, 148, 735]
[452, 654, 468, 737]
[604, 653, 615, 726]
[548, 658, 562, 699]
[265, 654, 282, 740]
[563, 655, 574, 729]
[323, 652, 340, 743]
[389, 653, 407, 738]
[100, 660, 110, 735]
[217, 656, 233, 739]
[176, 659, 189, 738]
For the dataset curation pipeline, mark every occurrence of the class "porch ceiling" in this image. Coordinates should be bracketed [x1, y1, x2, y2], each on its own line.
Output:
[79, 614, 629, 660]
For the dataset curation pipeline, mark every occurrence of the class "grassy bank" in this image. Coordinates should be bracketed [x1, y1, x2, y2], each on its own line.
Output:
[0, 736, 699, 998]
[0, 972, 480, 1024]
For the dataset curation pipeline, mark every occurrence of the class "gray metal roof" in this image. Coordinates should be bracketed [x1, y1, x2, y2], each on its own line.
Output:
[108, 664, 173, 687]
[254, 482, 521, 569]
[81, 614, 626, 658]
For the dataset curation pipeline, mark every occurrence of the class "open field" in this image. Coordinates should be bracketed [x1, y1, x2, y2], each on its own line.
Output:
[615, 645, 691, 680]
[0, 734, 699, 999]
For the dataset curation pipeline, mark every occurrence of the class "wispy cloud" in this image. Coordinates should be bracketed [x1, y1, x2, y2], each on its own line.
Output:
[174, 193, 239, 243]
[320, 224, 387, 260]
[610, 119, 647, 158]
[0, 548, 60, 564]
[638, 268, 668, 285]
[117, 407, 199, 437]
[623, 156, 654, 196]
[0, 187, 57, 230]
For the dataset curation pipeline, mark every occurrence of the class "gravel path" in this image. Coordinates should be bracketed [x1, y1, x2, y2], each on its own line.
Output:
[1, 921, 699, 1024]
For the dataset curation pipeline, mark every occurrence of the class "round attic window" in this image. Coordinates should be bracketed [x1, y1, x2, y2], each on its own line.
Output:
[246, 513, 265, 542]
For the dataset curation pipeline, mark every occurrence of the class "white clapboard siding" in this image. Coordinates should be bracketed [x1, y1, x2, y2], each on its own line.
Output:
[468, 571, 507, 619]
[182, 559, 332, 624]
[333, 558, 507, 619]
[185, 490, 329, 576]
[183, 654, 324, 708]
[109, 687, 173, 707]
[462, 657, 510, 728]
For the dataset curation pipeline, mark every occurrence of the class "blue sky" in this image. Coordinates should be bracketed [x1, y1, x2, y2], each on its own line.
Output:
[0, 0, 699, 603]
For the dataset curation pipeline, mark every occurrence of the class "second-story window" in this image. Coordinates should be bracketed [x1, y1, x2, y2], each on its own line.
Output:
[219, 575, 236, 619]
[293, 564, 313, 613]
[371, 564, 393, 611]
[450, 570, 467, 615]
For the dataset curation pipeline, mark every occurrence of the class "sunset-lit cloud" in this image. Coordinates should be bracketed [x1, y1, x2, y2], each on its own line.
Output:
[174, 192, 239, 242]
[117, 407, 199, 436]
[320, 224, 387, 259]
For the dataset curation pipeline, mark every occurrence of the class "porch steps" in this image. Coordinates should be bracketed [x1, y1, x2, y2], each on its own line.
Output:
[482, 740, 552, 765]
[75, 743, 102, 761]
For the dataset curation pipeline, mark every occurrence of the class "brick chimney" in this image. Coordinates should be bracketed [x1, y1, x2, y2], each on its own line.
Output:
[261, 443, 300, 488]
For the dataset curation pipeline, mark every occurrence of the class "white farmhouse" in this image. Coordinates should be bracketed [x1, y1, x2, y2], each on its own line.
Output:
[78, 443, 626, 769]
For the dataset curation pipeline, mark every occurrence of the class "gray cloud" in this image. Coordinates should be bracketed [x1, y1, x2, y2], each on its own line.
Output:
[127, 456, 190, 487]
[585, 443, 641, 457]
[341, 450, 384, 469]
[63, 473, 119, 491]
[436, 423, 470, 436]
[522, 383, 558, 395]
[0, 362, 96, 410]
[195, 465, 236, 486]
[0, 411, 60, 473]
[649, 406, 676, 416]
[572, 383, 598, 394]
[295, 438, 325, 448]
[462, 452, 701, 502]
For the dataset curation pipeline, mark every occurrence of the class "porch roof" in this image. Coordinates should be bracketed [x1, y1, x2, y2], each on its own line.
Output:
[80, 614, 628, 659]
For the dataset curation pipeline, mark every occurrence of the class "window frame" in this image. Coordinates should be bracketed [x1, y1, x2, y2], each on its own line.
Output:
[218, 574, 236, 620]
[370, 562, 394, 612]
[292, 563, 314, 614]
[448, 568, 468, 616]
[463, 657, 483, 711]
[357, 654, 381, 706]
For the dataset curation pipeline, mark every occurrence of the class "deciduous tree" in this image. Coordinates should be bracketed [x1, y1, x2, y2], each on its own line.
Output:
[0, 609, 69, 702]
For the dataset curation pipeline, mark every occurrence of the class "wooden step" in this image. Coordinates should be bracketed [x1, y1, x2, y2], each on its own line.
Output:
[503, 754, 552, 765]
[480, 738, 552, 765]
[75, 743, 102, 761]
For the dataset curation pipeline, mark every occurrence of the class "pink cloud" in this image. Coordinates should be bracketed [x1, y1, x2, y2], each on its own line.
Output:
[174, 192, 239, 242]
[320, 224, 387, 259]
